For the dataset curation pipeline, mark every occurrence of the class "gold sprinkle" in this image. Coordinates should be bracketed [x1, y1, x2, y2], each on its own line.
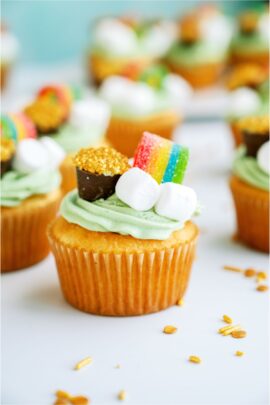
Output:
[189, 355, 201, 364]
[163, 325, 177, 334]
[219, 324, 242, 336]
[244, 268, 256, 277]
[73, 146, 130, 176]
[256, 285, 269, 292]
[54, 400, 68, 405]
[24, 98, 64, 133]
[223, 315, 233, 324]
[74, 356, 92, 370]
[70, 396, 90, 405]
[257, 271, 267, 280]
[237, 115, 269, 135]
[56, 391, 71, 400]
[176, 298, 184, 306]
[0, 138, 15, 161]
[118, 390, 126, 401]
[235, 351, 244, 357]
[231, 330, 247, 339]
[223, 265, 243, 273]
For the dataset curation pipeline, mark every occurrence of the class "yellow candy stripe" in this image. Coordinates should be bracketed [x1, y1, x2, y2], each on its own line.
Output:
[9, 114, 26, 141]
[152, 140, 171, 183]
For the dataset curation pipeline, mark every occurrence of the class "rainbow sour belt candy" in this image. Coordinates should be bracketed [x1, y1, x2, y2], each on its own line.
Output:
[0, 113, 37, 143]
[133, 132, 189, 184]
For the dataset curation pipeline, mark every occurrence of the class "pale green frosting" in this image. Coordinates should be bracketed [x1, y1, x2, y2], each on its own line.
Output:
[233, 146, 269, 191]
[61, 190, 184, 240]
[0, 169, 61, 207]
[167, 41, 228, 67]
[51, 124, 104, 154]
[231, 31, 268, 55]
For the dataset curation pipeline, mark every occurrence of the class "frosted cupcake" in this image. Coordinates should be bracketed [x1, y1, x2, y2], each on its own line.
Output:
[166, 8, 232, 88]
[230, 115, 269, 252]
[88, 17, 177, 84]
[99, 65, 192, 156]
[230, 9, 269, 67]
[1, 137, 62, 271]
[24, 85, 111, 194]
[48, 132, 199, 316]
[0, 23, 19, 90]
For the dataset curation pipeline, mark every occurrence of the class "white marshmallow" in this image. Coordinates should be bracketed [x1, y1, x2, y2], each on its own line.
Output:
[99, 76, 132, 105]
[163, 74, 193, 111]
[94, 19, 138, 56]
[155, 183, 197, 222]
[257, 141, 270, 175]
[40, 137, 66, 169]
[116, 168, 160, 211]
[13, 139, 50, 173]
[142, 22, 177, 57]
[227, 87, 261, 118]
[70, 98, 111, 133]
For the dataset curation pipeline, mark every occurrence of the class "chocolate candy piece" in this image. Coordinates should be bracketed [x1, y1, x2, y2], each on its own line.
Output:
[0, 157, 13, 177]
[76, 167, 121, 202]
[238, 116, 269, 157]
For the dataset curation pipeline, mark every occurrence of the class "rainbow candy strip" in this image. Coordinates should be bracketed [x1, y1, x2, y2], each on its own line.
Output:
[133, 132, 189, 184]
[0, 113, 37, 143]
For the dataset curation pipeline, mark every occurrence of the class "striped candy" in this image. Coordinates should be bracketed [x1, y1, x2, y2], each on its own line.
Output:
[0, 113, 37, 143]
[133, 132, 189, 184]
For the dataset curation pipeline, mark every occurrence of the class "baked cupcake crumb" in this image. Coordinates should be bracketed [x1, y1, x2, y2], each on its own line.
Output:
[74, 146, 130, 175]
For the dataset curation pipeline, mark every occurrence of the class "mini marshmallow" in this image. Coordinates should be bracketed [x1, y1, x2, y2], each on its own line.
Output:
[70, 98, 111, 133]
[257, 141, 269, 174]
[227, 87, 261, 118]
[99, 76, 132, 105]
[13, 139, 50, 173]
[163, 74, 193, 111]
[116, 167, 160, 211]
[155, 183, 197, 222]
[40, 137, 66, 169]
[142, 22, 177, 57]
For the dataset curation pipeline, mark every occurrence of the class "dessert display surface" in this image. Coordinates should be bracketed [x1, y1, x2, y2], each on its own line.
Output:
[2, 120, 268, 405]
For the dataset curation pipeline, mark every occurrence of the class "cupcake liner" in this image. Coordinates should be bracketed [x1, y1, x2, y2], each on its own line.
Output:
[230, 122, 243, 147]
[106, 112, 181, 157]
[230, 175, 269, 253]
[230, 52, 269, 68]
[48, 224, 198, 316]
[88, 54, 152, 85]
[166, 61, 224, 88]
[1, 189, 61, 272]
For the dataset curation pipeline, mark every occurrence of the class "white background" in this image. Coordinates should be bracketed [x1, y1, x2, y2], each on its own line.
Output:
[1, 66, 269, 405]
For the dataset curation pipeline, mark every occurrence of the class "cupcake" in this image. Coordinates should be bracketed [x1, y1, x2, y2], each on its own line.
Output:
[48, 132, 199, 316]
[225, 64, 268, 146]
[230, 115, 269, 252]
[0, 23, 19, 91]
[23, 84, 111, 194]
[1, 137, 62, 272]
[99, 65, 192, 157]
[166, 7, 232, 88]
[88, 17, 177, 85]
[230, 9, 269, 67]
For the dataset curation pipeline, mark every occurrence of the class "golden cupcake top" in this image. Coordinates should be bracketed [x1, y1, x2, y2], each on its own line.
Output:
[237, 115, 269, 135]
[226, 64, 267, 90]
[74, 146, 130, 175]
[24, 98, 65, 133]
[0, 138, 15, 162]
[239, 11, 259, 34]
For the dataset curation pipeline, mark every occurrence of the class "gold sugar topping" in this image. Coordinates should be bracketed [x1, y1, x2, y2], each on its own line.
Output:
[74, 147, 130, 176]
[24, 98, 64, 133]
[180, 13, 201, 43]
[226, 64, 267, 90]
[239, 11, 259, 34]
[237, 115, 269, 135]
[0, 138, 15, 161]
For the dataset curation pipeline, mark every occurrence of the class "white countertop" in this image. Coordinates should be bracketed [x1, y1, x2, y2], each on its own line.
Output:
[2, 113, 269, 405]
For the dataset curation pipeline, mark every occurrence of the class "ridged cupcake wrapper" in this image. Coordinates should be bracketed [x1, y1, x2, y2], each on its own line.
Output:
[49, 235, 197, 316]
[1, 191, 61, 272]
[230, 122, 242, 147]
[230, 177, 269, 253]
[106, 113, 181, 157]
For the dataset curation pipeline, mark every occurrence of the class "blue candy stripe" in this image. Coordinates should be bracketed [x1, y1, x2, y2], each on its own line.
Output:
[162, 143, 181, 183]
[1, 115, 18, 142]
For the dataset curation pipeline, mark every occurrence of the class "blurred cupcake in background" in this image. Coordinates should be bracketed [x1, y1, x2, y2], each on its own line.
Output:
[98, 64, 192, 156]
[166, 6, 232, 88]
[225, 64, 269, 146]
[230, 115, 269, 252]
[88, 16, 177, 85]
[230, 8, 269, 67]
[0, 135, 62, 272]
[0, 23, 19, 91]
[23, 84, 111, 194]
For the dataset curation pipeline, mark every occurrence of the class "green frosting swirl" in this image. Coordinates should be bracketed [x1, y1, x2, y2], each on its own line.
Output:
[167, 41, 228, 67]
[233, 146, 269, 191]
[0, 169, 61, 206]
[61, 190, 184, 240]
[51, 124, 104, 154]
